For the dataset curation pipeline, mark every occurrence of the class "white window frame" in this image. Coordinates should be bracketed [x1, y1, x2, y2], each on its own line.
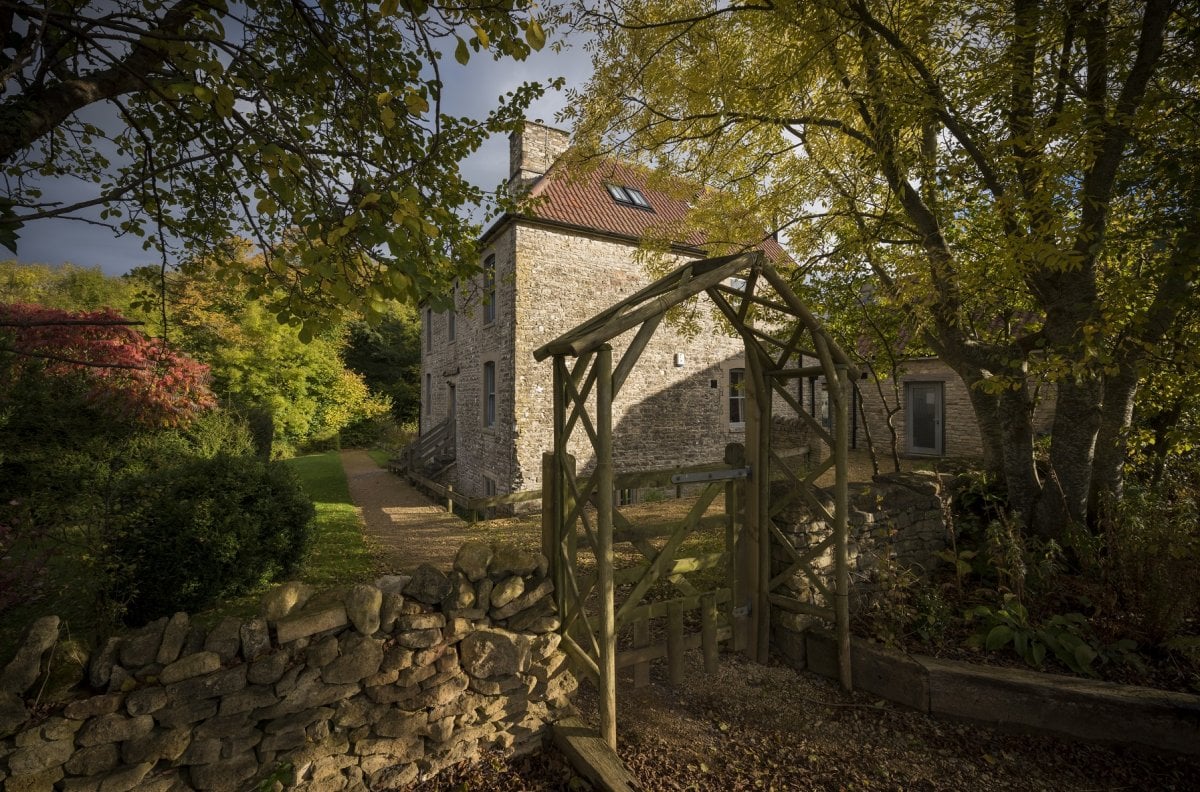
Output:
[728, 367, 746, 431]
[483, 255, 496, 326]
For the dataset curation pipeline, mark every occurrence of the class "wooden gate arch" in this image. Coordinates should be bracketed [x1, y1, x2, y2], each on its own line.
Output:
[533, 251, 857, 749]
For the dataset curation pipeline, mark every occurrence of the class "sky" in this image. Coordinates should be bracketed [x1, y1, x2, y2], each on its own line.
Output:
[11, 28, 595, 276]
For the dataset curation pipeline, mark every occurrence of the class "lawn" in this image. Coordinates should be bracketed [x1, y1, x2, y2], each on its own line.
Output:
[282, 451, 379, 587]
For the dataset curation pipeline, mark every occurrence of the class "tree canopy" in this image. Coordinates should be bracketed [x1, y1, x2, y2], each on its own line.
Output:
[567, 0, 1198, 537]
[2, 0, 557, 328]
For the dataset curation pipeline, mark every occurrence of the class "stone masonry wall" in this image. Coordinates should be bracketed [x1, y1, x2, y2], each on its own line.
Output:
[0, 542, 575, 792]
[857, 357, 1056, 460]
[512, 224, 748, 492]
[770, 473, 952, 639]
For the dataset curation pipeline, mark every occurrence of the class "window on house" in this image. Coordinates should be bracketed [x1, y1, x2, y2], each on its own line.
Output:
[483, 255, 496, 325]
[617, 488, 637, 507]
[605, 183, 653, 210]
[447, 286, 456, 342]
[425, 308, 432, 352]
[729, 368, 746, 429]
[483, 361, 496, 427]
[424, 372, 431, 415]
[484, 476, 497, 497]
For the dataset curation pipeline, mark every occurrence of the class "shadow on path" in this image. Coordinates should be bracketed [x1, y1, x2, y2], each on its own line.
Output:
[339, 449, 470, 572]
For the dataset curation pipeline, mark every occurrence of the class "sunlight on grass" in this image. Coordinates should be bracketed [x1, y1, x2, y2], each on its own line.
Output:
[366, 448, 391, 468]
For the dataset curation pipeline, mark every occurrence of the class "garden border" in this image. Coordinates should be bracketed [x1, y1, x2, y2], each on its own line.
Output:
[790, 629, 1200, 755]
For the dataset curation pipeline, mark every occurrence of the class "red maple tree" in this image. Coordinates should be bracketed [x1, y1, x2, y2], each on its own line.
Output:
[0, 302, 215, 426]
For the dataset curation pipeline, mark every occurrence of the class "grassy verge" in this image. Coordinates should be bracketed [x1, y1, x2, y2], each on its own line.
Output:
[282, 451, 379, 587]
[366, 448, 391, 468]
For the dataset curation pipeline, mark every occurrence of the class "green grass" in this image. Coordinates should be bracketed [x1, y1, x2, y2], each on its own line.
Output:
[366, 448, 391, 468]
[282, 451, 379, 587]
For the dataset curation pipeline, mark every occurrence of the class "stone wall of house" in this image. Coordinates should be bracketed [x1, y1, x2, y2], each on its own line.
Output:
[769, 473, 952, 641]
[856, 358, 1056, 461]
[0, 543, 575, 792]
[512, 224, 749, 493]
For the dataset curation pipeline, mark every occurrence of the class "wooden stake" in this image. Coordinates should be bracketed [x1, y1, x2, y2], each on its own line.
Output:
[596, 345, 617, 750]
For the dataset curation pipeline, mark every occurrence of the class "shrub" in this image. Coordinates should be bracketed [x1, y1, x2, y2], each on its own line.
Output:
[104, 454, 315, 624]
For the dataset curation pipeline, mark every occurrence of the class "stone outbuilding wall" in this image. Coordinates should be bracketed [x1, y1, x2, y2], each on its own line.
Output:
[0, 542, 575, 792]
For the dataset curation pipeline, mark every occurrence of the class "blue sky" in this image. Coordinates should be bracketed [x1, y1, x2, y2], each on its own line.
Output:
[12, 34, 593, 275]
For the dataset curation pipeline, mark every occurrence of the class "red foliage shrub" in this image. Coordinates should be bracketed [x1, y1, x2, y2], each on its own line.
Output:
[0, 302, 215, 426]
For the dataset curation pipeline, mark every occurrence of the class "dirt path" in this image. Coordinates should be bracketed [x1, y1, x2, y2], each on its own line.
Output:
[338, 449, 471, 572]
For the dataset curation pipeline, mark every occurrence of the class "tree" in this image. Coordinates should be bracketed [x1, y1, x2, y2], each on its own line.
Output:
[1, 0, 558, 327]
[342, 306, 422, 423]
[129, 245, 391, 453]
[566, 0, 1198, 537]
[0, 260, 136, 311]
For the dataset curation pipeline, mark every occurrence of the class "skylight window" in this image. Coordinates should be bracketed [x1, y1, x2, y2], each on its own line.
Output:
[605, 183, 652, 210]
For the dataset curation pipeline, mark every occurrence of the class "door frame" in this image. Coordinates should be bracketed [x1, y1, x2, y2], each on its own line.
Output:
[906, 381, 944, 455]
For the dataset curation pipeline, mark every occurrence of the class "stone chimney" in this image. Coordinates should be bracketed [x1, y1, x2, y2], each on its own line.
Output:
[509, 119, 570, 192]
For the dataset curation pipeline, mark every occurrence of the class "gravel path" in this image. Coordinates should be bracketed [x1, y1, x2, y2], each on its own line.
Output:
[338, 449, 471, 572]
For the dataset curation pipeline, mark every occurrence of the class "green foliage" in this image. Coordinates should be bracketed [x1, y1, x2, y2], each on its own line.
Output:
[104, 455, 315, 624]
[0, 261, 135, 311]
[342, 309, 422, 423]
[966, 596, 1144, 678]
[2, 2, 561, 328]
[1095, 468, 1200, 643]
[281, 452, 377, 588]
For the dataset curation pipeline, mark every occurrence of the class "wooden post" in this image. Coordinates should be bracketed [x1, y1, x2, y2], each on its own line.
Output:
[446, 484, 454, 514]
[749, 349, 772, 665]
[724, 442, 745, 652]
[542, 452, 558, 570]
[551, 356, 568, 618]
[740, 352, 762, 660]
[667, 601, 685, 687]
[633, 618, 650, 688]
[595, 345, 618, 751]
[834, 364, 853, 692]
[701, 592, 718, 674]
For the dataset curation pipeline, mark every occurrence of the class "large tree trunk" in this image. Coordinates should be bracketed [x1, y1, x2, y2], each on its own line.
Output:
[1034, 377, 1103, 536]
[995, 386, 1040, 526]
[1089, 362, 1139, 519]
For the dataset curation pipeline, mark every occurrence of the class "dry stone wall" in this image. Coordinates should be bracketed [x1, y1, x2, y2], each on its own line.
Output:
[770, 473, 952, 640]
[0, 542, 575, 792]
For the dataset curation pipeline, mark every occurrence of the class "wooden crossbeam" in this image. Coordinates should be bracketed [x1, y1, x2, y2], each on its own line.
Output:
[615, 482, 722, 627]
[770, 377, 835, 447]
[612, 313, 662, 396]
[767, 593, 835, 621]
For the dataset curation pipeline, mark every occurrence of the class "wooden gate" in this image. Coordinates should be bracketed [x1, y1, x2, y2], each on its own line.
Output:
[541, 447, 748, 698]
[534, 251, 856, 749]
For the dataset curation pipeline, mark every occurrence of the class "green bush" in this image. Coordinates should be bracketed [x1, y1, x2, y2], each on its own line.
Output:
[105, 454, 315, 624]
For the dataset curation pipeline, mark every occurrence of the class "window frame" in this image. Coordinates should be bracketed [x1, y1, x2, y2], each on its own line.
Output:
[483, 360, 496, 428]
[728, 367, 746, 431]
[425, 308, 432, 352]
[604, 183, 653, 211]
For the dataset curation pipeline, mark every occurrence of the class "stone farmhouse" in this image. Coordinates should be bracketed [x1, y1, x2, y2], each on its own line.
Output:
[417, 121, 1017, 503]
[417, 121, 795, 503]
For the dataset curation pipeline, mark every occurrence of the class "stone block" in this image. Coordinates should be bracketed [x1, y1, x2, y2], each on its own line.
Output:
[488, 546, 539, 578]
[454, 541, 492, 582]
[460, 629, 526, 679]
[1, 690, 28, 738]
[275, 606, 348, 645]
[64, 693, 124, 721]
[154, 698, 218, 729]
[6, 736, 74, 775]
[159, 651, 221, 685]
[489, 579, 553, 620]
[322, 634, 384, 685]
[121, 726, 191, 765]
[65, 743, 119, 776]
[373, 708, 429, 738]
[118, 619, 166, 670]
[305, 635, 340, 669]
[203, 617, 243, 663]
[156, 613, 190, 666]
[247, 651, 290, 686]
[4, 765, 64, 792]
[379, 592, 404, 633]
[188, 753, 258, 791]
[375, 574, 411, 596]
[396, 628, 442, 649]
[217, 685, 278, 717]
[166, 665, 246, 702]
[76, 713, 154, 747]
[490, 576, 524, 609]
[394, 612, 445, 631]
[240, 618, 271, 661]
[253, 668, 358, 719]
[1, 616, 60, 696]
[125, 686, 169, 717]
[96, 760, 154, 792]
[404, 565, 452, 605]
[261, 581, 314, 621]
[345, 584, 382, 636]
[354, 735, 423, 762]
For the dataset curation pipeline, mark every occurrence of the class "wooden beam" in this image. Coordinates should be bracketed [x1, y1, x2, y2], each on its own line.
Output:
[553, 717, 638, 792]
[612, 313, 662, 396]
[595, 345, 617, 751]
